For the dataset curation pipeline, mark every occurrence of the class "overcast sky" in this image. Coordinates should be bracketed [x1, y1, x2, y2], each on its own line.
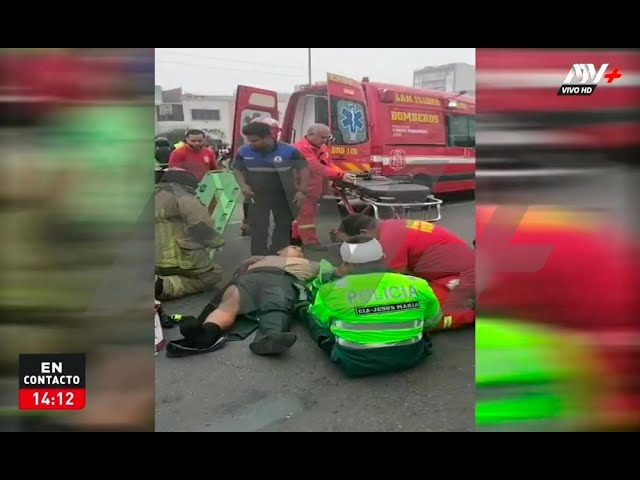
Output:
[155, 48, 475, 95]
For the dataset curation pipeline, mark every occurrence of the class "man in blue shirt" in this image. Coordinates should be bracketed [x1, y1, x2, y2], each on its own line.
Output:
[232, 122, 309, 255]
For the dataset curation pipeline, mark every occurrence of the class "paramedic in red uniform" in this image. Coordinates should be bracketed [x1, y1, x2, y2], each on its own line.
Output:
[338, 213, 475, 331]
[168, 129, 217, 182]
[294, 124, 356, 248]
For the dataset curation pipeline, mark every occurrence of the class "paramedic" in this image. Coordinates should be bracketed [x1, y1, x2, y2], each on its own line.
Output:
[294, 124, 356, 248]
[233, 121, 309, 255]
[304, 235, 441, 377]
[338, 214, 475, 331]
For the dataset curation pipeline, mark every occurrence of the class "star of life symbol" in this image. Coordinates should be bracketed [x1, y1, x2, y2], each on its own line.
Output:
[339, 103, 364, 142]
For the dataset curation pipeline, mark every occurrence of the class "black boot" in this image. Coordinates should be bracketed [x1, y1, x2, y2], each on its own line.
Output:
[249, 332, 297, 356]
[166, 323, 226, 358]
[249, 310, 297, 356]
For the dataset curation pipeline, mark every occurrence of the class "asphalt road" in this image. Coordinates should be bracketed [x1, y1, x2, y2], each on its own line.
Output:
[155, 193, 475, 432]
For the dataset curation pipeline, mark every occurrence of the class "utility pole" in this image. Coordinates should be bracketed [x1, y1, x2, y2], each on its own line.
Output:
[307, 48, 312, 84]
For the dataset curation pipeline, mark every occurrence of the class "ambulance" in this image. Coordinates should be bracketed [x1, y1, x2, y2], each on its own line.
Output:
[231, 73, 475, 194]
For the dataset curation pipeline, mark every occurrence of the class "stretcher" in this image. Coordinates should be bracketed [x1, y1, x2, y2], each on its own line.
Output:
[196, 171, 242, 237]
[332, 173, 442, 222]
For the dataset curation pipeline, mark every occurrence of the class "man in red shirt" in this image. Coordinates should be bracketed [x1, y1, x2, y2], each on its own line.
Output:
[338, 213, 475, 331]
[168, 129, 217, 182]
[294, 124, 355, 248]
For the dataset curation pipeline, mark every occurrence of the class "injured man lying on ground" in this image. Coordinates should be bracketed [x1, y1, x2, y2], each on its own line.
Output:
[165, 246, 329, 357]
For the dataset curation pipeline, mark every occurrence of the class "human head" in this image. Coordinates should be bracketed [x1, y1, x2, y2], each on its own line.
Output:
[251, 117, 281, 140]
[242, 121, 275, 151]
[155, 136, 172, 149]
[157, 167, 199, 192]
[338, 214, 380, 240]
[278, 245, 304, 258]
[185, 129, 205, 150]
[306, 123, 332, 147]
[338, 235, 385, 275]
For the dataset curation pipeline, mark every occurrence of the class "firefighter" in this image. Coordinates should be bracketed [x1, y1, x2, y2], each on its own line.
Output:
[338, 214, 475, 332]
[155, 168, 223, 300]
[303, 235, 441, 377]
[232, 121, 309, 255]
[294, 124, 356, 249]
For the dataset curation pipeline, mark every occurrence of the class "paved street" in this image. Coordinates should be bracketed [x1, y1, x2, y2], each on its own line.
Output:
[155, 193, 475, 432]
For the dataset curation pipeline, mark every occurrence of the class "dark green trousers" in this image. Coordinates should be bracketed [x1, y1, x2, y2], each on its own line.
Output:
[300, 309, 432, 378]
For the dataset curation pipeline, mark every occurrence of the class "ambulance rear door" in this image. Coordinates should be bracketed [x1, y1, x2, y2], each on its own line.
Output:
[232, 86, 279, 158]
[326, 73, 371, 171]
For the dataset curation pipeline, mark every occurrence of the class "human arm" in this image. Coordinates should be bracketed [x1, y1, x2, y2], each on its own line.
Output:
[308, 286, 332, 329]
[231, 153, 254, 197]
[236, 255, 266, 274]
[176, 193, 224, 249]
[415, 278, 443, 330]
[290, 148, 309, 205]
[207, 148, 218, 171]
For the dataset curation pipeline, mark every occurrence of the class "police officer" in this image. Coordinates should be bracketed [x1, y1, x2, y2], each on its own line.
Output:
[232, 121, 309, 255]
[304, 235, 441, 377]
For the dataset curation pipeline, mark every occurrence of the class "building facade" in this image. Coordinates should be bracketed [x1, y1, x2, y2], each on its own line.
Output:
[155, 87, 291, 142]
[413, 63, 475, 97]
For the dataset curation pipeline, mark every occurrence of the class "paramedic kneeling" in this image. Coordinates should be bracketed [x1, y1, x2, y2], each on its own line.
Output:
[304, 235, 441, 377]
[338, 214, 475, 332]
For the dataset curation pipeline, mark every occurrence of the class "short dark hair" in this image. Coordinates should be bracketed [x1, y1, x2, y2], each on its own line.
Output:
[338, 214, 378, 236]
[242, 122, 271, 138]
[186, 129, 205, 137]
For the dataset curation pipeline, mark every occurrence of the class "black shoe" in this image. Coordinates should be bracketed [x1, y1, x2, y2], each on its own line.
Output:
[249, 332, 297, 356]
[178, 316, 204, 338]
[160, 313, 175, 329]
[165, 335, 226, 358]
